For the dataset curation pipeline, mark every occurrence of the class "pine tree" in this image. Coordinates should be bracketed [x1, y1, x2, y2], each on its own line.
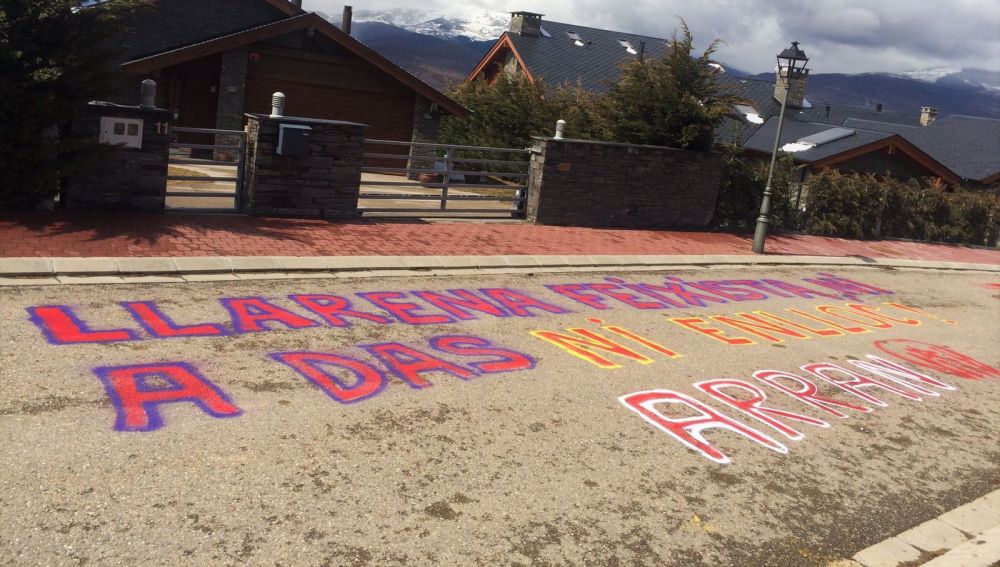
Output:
[0, 0, 140, 209]
[595, 19, 735, 149]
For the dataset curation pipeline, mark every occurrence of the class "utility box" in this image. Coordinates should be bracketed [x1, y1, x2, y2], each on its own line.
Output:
[99, 116, 144, 148]
[277, 123, 311, 157]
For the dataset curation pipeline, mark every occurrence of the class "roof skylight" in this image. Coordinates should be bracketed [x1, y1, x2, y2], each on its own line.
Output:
[798, 127, 855, 146]
[618, 39, 638, 55]
[567, 31, 585, 47]
[781, 127, 856, 152]
[539, 27, 552, 38]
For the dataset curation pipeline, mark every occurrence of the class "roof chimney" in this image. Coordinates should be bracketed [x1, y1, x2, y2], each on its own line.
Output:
[291, 0, 302, 7]
[510, 12, 543, 37]
[774, 65, 809, 109]
[875, 103, 883, 112]
[342, 5, 352, 35]
[920, 106, 938, 126]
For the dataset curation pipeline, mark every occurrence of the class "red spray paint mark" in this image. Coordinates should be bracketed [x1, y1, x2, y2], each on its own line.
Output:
[93, 363, 241, 432]
[875, 340, 1000, 380]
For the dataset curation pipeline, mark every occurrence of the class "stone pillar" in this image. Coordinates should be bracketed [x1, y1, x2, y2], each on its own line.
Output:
[65, 102, 174, 211]
[406, 95, 441, 180]
[214, 47, 249, 161]
[242, 114, 367, 218]
[526, 137, 723, 229]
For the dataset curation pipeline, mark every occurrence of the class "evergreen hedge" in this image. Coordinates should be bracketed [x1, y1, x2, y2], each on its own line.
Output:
[715, 161, 1000, 247]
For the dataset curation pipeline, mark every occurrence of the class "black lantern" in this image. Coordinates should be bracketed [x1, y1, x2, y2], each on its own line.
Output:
[777, 41, 809, 80]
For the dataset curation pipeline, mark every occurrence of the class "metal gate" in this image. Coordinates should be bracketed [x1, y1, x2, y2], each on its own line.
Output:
[166, 126, 246, 212]
[360, 139, 530, 217]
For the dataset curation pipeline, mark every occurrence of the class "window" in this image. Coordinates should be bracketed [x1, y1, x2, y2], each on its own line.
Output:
[566, 31, 585, 46]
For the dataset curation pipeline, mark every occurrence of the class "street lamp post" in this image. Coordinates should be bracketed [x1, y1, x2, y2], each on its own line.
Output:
[752, 41, 809, 254]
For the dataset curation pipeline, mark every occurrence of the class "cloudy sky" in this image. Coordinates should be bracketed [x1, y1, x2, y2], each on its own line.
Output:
[308, 0, 1000, 74]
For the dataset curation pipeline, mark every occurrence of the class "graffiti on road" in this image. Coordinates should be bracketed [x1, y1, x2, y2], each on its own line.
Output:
[619, 341, 996, 465]
[18, 271, 997, 454]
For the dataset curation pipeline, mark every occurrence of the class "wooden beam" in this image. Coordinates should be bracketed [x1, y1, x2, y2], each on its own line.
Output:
[811, 135, 961, 185]
[465, 34, 535, 84]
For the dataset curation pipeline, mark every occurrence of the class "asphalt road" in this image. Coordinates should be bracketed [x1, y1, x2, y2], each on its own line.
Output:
[1, 266, 998, 566]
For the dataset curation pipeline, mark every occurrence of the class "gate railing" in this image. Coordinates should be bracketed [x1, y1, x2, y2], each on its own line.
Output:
[167, 126, 245, 211]
[361, 139, 530, 215]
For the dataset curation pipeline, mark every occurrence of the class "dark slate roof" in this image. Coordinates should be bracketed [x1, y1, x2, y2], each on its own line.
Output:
[716, 74, 783, 119]
[840, 116, 1000, 181]
[117, 0, 292, 62]
[914, 115, 1000, 182]
[799, 105, 920, 127]
[742, 118, 893, 163]
[506, 20, 669, 92]
[842, 118, 920, 134]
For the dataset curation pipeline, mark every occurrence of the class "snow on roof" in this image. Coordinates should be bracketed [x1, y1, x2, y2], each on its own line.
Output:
[781, 142, 814, 152]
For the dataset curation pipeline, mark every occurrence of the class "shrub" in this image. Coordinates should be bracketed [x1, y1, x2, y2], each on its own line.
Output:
[797, 169, 1000, 246]
[804, 170, 886, 239]
[713, 145, 798, 230]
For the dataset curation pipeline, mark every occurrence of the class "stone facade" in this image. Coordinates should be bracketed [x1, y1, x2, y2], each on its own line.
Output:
[774, 67, 809, 109]
[65, 102, 174, 211]
[526, 138, 723, 229]
[214, 47, 250, 161]
[242, 114, 367, 218]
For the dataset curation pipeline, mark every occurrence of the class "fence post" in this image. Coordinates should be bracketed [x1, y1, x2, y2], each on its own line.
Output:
[235, 126, 247, 211]
[140, 79, 157, 109]
[441, 147, 452, 210]
[554, 119, 566, 140]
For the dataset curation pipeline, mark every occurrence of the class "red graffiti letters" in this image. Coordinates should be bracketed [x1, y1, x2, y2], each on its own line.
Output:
[92, 363, 242, 432]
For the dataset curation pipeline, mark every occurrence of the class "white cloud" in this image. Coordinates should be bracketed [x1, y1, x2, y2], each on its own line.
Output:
[307, 0, 1000, 73]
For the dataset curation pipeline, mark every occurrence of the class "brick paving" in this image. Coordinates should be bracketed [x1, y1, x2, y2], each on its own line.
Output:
[1, 212, 998, 264]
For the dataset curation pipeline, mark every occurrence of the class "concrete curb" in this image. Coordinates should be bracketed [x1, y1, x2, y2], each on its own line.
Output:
[0, 253, 997, 284]
[843, 489, 1000, 567]
[0, 254, 997, 280]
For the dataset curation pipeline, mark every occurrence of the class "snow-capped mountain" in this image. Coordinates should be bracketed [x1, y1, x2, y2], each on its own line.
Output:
[899, 67, 959, 83]
[898, 68, 1000, 93]
[352, 9, 507, 42]
[325, 10, 1000, 117]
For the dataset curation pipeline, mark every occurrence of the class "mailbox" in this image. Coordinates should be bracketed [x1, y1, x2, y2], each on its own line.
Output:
[99, 117, 143, 148]
[277, 123, 312, 157]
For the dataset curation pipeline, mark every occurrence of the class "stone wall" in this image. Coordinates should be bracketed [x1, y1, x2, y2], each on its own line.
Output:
[526, 138, 723, 229]
[242, 114, 367, 218]
[65, 102, 174, 211]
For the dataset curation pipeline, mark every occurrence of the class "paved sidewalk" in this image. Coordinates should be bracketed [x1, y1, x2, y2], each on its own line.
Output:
[2, 212, 998, 265]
